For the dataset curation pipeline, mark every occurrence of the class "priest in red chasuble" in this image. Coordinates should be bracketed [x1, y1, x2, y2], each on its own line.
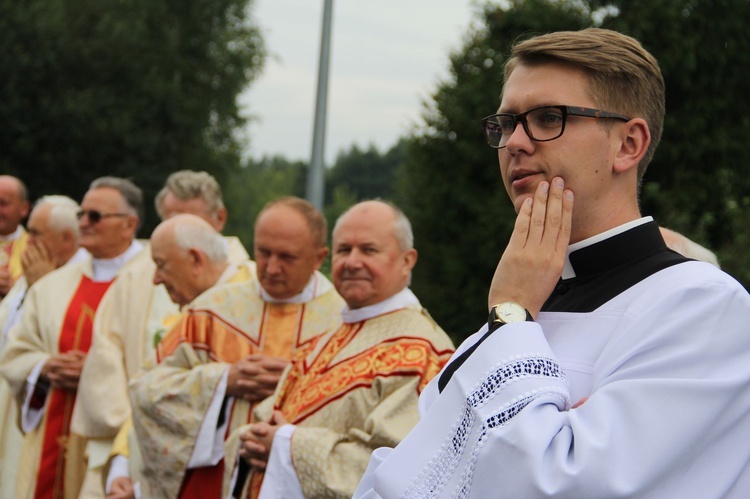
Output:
[0, 177, 144, 499]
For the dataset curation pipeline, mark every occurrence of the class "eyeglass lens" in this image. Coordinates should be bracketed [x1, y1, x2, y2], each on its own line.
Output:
[485, 107, 565, 148]
[77, 210, 103, 223]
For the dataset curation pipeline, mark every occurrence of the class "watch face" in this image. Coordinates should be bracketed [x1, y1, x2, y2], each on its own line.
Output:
[493, 302, 527, 324]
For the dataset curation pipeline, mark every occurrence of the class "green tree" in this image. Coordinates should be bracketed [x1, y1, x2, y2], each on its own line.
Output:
[0, 0, 265, 234]
[223, 155, 306, 249]
[324, 139, 407, 230]
[594, 0, 750, 283]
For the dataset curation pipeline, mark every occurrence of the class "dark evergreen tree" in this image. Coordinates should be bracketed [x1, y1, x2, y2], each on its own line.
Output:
[0, 0, 265, 234]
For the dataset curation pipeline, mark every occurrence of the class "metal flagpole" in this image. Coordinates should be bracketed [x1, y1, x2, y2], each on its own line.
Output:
[306, 0, 334, 210]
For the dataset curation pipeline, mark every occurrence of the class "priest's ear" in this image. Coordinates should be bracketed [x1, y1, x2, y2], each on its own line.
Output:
[123, 213, 139, 234]
[187, 247, 207, 270]
[613, 118, 650, 175]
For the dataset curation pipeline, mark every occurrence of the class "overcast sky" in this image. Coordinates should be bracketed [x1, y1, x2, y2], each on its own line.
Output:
[239, 0, 480, 164]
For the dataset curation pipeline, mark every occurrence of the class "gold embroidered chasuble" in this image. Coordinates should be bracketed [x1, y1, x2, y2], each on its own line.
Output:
[226, 300, 455, 499]
[129, 271, 344, 499]
[97, 260, 256, 492]
[0, 254, 138, 499]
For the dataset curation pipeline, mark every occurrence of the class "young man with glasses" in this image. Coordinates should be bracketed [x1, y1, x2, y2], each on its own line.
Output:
[355, 28, 750, 498]
[0, 177, 144, 499]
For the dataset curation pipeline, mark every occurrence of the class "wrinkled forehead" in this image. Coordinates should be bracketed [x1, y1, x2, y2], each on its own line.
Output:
[81, 187, 127, 211]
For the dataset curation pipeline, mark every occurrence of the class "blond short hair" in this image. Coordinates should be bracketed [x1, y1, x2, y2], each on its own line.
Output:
[504, 28, 665, 188]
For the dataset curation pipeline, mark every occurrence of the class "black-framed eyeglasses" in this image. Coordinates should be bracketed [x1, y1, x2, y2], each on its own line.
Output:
[76, 209, 130, 224]
[481, 105, 631, 149]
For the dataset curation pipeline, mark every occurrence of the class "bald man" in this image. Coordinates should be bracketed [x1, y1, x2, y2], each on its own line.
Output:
[227, 200, 455, 498]
[0, 175, 30, 298]
[150, 214, 243, 308]
[104, 214, 256, 498]
[129, 197, 344, 499]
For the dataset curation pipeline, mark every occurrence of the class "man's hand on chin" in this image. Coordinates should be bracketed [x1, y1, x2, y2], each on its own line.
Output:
[488, 177, 574, 317]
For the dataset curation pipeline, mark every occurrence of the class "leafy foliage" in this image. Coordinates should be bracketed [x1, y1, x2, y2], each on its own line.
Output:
[595, 0, 750, 283]
[223, 155, 306, 250]
[0, 0, 265, 235]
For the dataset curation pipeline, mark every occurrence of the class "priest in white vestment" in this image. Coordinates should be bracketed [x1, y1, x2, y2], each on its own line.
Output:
[0, 195, 87, 498]
[0, 175, 30, 299]
[70, 170, 252, 497]
[0, 177, 144, 499]
[128, 197, 345, 499]
[354, 29, 750, 499]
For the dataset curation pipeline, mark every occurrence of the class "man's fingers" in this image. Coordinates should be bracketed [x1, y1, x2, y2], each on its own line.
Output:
[539, 177, 565, 249]
[526, 180, 551, 245]
[249, 458, 268, 470]
[241, 439, 267, 455]
[258, 357, 289, 371]
[507, 196, 534, 251]
[557, 189, 574, 252]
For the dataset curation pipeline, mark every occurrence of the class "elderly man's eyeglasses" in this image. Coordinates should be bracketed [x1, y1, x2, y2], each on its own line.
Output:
[481, 105, 631, 149]
[76, 209, 130, 224]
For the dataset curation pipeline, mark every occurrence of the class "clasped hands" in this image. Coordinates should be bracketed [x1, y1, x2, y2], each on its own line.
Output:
[238, 410, 290, 470]
[40, 350, 86, 391]
[226, 354, 289, 402]
[489, 177, 574, 317]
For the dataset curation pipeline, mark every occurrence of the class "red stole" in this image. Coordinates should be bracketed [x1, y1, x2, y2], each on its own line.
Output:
[33, 276, 113, 499]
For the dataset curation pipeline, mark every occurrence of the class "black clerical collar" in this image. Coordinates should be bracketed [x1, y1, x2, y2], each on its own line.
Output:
[563, 218, 662, 280]
[438, 218, 687, 393]
[543, 219, 688, 313]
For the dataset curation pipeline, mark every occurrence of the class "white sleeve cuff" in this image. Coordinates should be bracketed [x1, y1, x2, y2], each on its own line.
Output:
[105, 455, 130, 493]
[187, 367, 231, 468]
[22, 360, 47, 433]
[352, 447, 392, 498]
[259, 424, 303, 499]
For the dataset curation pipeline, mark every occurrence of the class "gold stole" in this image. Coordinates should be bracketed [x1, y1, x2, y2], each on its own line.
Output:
[34, 276, 113, 499]
[275, 319, 447, 423]
[245, 316, 450, 498]
[164, 301, 313, 499]
[158, 300, 315, 364]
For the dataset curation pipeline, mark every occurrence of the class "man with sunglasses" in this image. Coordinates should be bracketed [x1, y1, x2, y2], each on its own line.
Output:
[0, 177, 144, 499]
[355, 29, 750, 498]
[66, 170, 251, 498]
